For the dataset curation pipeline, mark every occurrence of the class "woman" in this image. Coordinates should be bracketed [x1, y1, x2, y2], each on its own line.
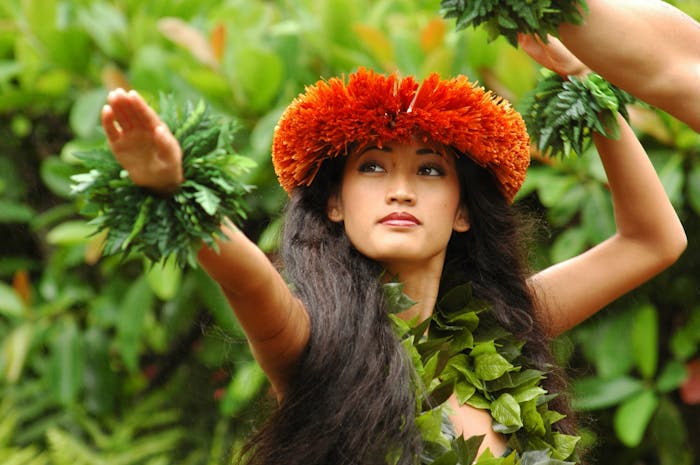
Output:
[100, 36, 686, 464]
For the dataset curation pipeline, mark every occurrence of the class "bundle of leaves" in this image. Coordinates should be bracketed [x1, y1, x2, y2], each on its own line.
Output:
[520, 70, 635, 158]
[386, 282, 580, 464]
[440, 0, 588, 46]
[72, 96, 255, 268]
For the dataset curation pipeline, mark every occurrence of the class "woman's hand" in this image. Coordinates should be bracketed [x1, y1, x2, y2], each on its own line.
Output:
[518, 33, 590, 79]
[101, 89, 184, 194]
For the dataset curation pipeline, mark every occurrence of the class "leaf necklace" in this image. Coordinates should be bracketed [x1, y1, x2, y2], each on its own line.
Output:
[385, 282, 581, 464]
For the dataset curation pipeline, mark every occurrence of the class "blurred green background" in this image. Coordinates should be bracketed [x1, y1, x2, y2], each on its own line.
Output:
[1, 1, 699, 464]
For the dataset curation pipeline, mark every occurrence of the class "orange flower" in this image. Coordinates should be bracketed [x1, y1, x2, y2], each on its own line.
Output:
[272, 68, 530, 203]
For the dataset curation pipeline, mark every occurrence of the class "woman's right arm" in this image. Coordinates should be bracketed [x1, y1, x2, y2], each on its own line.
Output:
[557, 0, 700, 131]
[102, 89, 310, 398]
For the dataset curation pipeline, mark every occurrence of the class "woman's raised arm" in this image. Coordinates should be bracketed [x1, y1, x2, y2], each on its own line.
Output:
[102, 89, 310, 397]
[558, 0, 700, 132]
[519, 39, 687, 337]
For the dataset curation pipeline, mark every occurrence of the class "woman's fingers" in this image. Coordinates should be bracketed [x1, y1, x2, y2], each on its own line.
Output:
[519, 33, 589, 78]
[101, 105, 122, 142]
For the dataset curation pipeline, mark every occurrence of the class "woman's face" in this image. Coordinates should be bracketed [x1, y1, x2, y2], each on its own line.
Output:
[327, 141, 469, 272]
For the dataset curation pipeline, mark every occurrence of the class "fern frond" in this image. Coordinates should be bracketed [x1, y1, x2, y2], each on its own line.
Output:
[47, 429, 106, 465]
[520, 70, 635, 158]
[440, 0, 588, 46]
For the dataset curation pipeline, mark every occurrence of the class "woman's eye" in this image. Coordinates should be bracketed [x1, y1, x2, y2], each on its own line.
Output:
[359, 161, 385, 173]
[418, 165, 444, 176]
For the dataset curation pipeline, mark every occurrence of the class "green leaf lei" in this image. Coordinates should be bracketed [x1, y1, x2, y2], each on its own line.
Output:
[439, 0, 588, 46]
[385, 282, 581, 464]
[520, 70, 635, 158]
[71, 96, 255, 268]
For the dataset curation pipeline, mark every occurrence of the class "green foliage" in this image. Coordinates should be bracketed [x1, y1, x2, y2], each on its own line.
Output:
[440, 0, 587, 46]
[0, 1, 698, 465]
[521, 70, 635, 158]
[72, 98, 255, 268]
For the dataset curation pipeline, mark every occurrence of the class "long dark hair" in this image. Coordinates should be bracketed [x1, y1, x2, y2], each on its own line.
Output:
[239, 152, 577, 465]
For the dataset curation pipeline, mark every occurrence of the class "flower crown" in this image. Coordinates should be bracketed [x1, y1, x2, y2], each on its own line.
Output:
[271, 68, 530, 203]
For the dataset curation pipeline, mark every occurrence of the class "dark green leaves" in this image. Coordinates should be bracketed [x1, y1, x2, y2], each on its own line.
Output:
[72, 97, 255, 268]
[440, 0, 588, 46]
[521, 70, 635, 158]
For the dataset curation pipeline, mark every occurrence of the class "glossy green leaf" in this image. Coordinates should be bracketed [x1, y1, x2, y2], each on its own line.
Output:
[688, 160, 700, 215]
[41, 156, 80, 199]
[0, 282, 25, 318]
[234, 46, 284, 112]
[490, 393, 522, 432]
[572, 375, 645, 411]
[0, 199, 35, 223]
[1, 324, 33, 383]
[581, 183, 614, 244]
[655, 360, 688, 393]
[146, 257, 183, 301]
[631, 303, 658, 379]
[48, 317, 85, 405]
[46, 220, 94, 245]
[220, 361, 266, 416]
[550, 227, 587, 263]
[613, 389, 659, 447]
[116, 277, 154, 372]
[70, 89, 107, 139]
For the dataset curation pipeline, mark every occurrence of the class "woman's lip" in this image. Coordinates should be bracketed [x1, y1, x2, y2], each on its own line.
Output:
[379, 212, 421, 226]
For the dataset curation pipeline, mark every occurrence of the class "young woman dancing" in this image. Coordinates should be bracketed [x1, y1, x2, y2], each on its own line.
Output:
[99, 19, 687, 465]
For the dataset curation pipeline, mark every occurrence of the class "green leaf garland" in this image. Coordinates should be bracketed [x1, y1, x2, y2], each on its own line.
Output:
[520, 70, 635, 158]
[71, 96, 255, 268]
[386, 282, 581, 464]
[440, 0, 588, 46]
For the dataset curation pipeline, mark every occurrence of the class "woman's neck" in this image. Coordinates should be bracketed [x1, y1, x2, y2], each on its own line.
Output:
[383, 254, 445, 323]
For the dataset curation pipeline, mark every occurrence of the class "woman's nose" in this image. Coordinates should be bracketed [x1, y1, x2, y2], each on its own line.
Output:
[386, 177, 416, 205]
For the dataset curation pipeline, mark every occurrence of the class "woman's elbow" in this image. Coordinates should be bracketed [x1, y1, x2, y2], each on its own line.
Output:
[657, 226, 687, 268]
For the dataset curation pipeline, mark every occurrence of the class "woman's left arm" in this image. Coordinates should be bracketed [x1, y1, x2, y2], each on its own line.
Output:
[528, 114, 687, 337]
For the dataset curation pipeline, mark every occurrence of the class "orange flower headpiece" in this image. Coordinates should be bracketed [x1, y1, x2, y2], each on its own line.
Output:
[272, 68, 530, 203]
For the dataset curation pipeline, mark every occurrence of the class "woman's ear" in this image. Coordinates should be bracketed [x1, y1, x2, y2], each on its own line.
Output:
[327, 193, 344, 223]
[453, 205, 470, 232]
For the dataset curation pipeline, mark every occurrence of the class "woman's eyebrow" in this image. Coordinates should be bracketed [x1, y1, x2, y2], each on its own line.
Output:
[416, 147, 442, 156]
[359, 145, 392, 154]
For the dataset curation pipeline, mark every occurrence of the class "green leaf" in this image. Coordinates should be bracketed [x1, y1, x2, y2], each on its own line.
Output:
[551, 433, 580, 461]
[550, 227, 587, 263]
[474, 352, 514, 381]
[613, 389, 659, 447]
[116, 277, 154, 372]
[0, 282, 26, 318]
[581, 183, 614, 244]
[70, 89, 107, 139]
[41, 156, 80, 198]
[521, 399, 545, 436]
[572, 375, 645, 410]
[631, 303, 658, 379]
[234, 46, 284, 112]
[46, 220, 94, 245]
[687, 160, 700, 216]
[452, 435, 484, 465]
[220, 361, 267, 416]
[1, 324, 33, 383]
[146, 257, 183, 301]
[490, 393, 522, 433]
[48, 318, 85, 406]
[0, 199, 35, 223]
[655, 360, 688, 393]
